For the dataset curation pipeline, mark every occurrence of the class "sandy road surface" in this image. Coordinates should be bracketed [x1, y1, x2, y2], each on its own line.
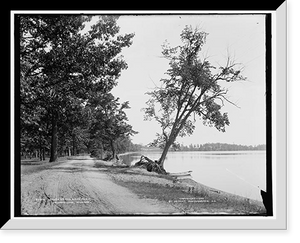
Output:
[21, 156, 178, 215]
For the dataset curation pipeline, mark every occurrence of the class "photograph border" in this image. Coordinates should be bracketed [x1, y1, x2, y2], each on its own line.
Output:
[2, 2, 287, 230]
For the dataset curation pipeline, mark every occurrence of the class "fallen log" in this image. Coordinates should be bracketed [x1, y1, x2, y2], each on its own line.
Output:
[134, 155, 167, 174]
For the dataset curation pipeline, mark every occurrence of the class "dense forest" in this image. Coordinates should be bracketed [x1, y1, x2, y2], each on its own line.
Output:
[20, 15, 140, 161]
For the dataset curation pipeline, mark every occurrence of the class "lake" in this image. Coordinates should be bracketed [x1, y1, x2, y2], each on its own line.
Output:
[120, 150, 266, 201]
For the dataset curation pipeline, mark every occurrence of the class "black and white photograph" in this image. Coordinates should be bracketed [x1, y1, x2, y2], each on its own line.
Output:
[6, 6, 288, 230]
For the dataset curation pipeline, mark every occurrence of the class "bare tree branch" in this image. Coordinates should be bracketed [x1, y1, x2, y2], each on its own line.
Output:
[219, 94, 241, 108]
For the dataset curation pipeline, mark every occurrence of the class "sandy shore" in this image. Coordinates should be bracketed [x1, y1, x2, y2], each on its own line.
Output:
[21, 155, 266, 216]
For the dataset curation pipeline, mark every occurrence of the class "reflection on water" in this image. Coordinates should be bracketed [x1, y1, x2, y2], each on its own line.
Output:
[118, 152, 142, 166]
[119, 151, 266, 201]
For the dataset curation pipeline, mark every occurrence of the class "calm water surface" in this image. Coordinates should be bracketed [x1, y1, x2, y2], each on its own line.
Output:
[120, 151, 266, 201]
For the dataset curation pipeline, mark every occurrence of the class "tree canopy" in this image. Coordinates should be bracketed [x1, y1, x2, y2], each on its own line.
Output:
[19, 15, 137, 161]
[143, 26, 246, 168]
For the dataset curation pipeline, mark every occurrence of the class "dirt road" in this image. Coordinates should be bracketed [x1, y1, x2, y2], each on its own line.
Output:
[21, 156, 179, 215]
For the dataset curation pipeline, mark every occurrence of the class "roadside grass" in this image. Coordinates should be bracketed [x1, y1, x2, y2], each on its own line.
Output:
[21, 155, 95, 176]
[109, 167, 267, 215]
[20, 156, 72, 175]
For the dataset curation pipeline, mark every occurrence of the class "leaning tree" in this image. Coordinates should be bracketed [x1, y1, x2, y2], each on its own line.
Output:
[143, 26, 246, 171]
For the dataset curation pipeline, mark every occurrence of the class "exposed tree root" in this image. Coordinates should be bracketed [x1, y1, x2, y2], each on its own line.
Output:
[134, 155, 167, 174]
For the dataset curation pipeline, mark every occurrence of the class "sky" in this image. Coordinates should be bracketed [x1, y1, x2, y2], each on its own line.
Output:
[108, 14, 266, 146]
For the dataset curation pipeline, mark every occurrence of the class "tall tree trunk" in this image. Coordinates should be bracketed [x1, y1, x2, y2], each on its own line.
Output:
[39, 147, 45, 161]
[49, 112, 58, 162]
[159, 141, 173, 168]
[99, 142, 104, 160]
[72, 133, 76, 156]
[39, 148, 42, 161]
[42, 148, 45, 161]
[110, 140, 116, 160]
[159, 112, 194, 168]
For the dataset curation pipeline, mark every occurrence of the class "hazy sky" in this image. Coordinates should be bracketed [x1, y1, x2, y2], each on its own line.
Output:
[109, 14, 266, 146]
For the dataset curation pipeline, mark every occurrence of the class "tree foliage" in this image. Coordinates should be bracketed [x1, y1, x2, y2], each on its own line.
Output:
[88, 93, 137, 160]
[143, 26, 246, 168]
[19, 15, 136, 161]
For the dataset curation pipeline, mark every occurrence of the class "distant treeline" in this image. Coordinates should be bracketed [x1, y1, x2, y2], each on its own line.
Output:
[177, 143, 266, 151]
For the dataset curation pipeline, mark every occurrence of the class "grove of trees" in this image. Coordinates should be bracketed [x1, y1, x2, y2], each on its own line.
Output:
[19, 15, 138, 162]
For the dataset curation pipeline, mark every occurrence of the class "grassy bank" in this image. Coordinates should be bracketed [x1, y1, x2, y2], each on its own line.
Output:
[21, 156, 85, 175]
[94, 160, 267, 215]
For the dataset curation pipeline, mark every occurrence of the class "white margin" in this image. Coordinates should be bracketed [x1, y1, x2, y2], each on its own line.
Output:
[4, 5, 287, 229]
